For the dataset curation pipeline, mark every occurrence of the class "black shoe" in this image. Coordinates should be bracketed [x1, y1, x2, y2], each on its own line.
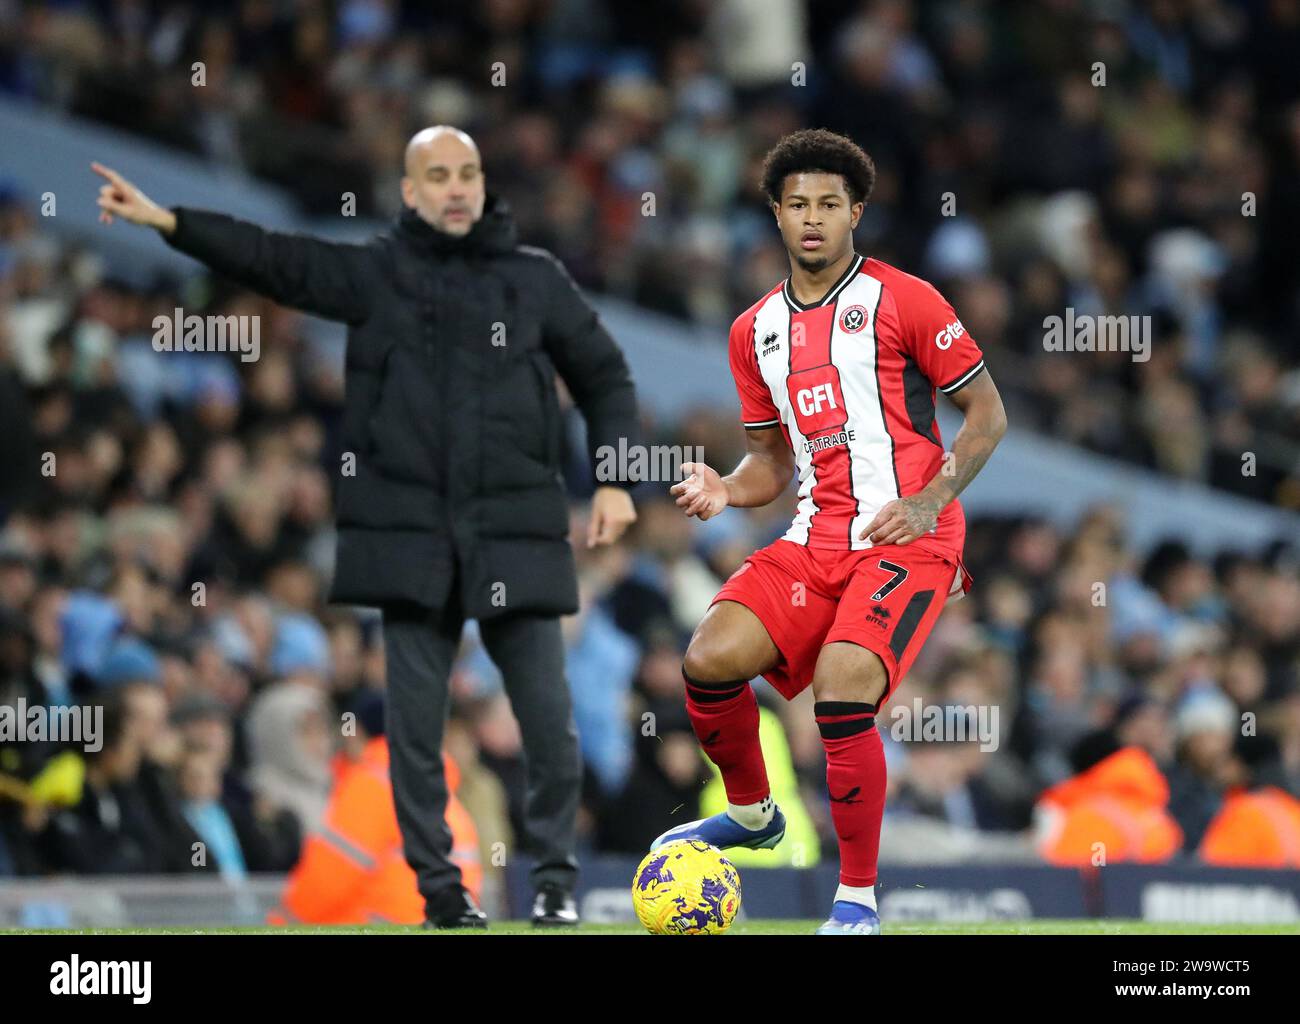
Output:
[422, 887, 488, 930]
[531, 883, 579, 927]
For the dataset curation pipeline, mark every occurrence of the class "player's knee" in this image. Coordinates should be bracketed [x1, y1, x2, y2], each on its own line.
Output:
[681, 642, 722, 684]
[682, 634, 745, 685]
[812, 642, 888, 705]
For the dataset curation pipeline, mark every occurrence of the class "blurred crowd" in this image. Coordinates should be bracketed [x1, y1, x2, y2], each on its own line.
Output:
[1, 188, 1298, 880]
[2, 0, 1298, 500]
[1, 0, 1300, 891]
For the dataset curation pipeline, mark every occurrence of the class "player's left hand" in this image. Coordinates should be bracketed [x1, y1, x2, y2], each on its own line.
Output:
[588, 486, 637, 547]
[859, 496, 940, 546]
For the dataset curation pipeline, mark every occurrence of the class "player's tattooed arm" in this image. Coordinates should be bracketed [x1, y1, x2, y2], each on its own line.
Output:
[671, 426, 793, 520]
[861, 370, 1007, 545]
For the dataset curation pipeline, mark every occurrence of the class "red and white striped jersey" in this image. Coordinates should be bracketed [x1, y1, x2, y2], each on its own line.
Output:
[728, 254, 986, 557]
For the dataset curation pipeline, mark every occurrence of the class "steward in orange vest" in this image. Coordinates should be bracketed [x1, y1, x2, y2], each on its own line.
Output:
[1035, 747, 1183, 865]
[270, 738, 481, 925]
[1200, 786, 1300, 868]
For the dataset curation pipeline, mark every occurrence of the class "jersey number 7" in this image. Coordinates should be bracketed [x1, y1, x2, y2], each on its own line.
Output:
[869, 560, 909, 602]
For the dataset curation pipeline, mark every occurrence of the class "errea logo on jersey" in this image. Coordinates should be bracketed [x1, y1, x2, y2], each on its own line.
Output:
[934, 320, 966, 350]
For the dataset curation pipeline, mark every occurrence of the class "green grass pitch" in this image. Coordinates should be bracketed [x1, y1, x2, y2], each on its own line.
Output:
[8, 920, 1299, 935]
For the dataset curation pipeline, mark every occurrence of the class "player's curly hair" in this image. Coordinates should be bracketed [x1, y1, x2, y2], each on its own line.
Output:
[760, 129, 876, 207]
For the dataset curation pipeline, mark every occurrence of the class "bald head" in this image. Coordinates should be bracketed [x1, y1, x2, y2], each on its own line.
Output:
[404, 126, 478, 176]
[400, 125, 485, 235]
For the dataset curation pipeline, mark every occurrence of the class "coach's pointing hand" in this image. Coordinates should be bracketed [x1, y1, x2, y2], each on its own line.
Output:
[92, 163, 176, 234]
[671, 462, 728, 522]
[859, 495, 940, 546]
[588, 486, 637, 547]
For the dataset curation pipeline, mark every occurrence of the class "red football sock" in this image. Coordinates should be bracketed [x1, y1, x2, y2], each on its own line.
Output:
[683, 669, 770, 806]
[816, 701, 886, 887]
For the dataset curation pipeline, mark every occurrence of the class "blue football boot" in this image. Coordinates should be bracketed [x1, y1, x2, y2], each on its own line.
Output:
[650, 805, 787, 853]
[816, 900, 881, 935]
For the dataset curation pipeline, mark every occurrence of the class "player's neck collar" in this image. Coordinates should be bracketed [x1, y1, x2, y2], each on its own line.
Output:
[783, 252, 864, 313]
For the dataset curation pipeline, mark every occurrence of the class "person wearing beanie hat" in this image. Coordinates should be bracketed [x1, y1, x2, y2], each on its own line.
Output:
[348, 689, 386, 740]
[1167, 686, 1247, 850]
[269, 614, 331, 682]
[1174, 687, 1237, 741]
[102, 638, 207, 874]
[96, 638, 162, 689]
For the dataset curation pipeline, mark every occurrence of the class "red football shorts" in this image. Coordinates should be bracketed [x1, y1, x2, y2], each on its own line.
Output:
[711, 538, 969, 704]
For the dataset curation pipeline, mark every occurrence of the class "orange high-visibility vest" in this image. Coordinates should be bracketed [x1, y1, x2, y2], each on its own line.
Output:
[1201, 787, 1300, 868]
[272, 738, 481, 925]
[1036, 747, 1183, 865]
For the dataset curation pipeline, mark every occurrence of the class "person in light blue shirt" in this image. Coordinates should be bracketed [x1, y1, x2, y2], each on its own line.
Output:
[178, 745, 247, 881]
[562, 603, 639, 795]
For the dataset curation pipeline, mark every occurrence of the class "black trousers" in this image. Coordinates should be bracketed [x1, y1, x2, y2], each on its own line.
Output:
[381, 587, 581, 912]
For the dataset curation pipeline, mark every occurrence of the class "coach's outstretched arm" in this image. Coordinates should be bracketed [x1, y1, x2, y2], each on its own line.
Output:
[860, 371, 1007, 546]
[93, 163, 370, 324]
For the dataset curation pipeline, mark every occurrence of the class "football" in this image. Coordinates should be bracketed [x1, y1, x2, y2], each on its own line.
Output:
[631, 840, 742, 935]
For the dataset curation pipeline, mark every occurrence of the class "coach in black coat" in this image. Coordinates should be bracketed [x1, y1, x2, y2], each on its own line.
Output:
[111, 181, 637, 619]
[93, 126, 640, 927]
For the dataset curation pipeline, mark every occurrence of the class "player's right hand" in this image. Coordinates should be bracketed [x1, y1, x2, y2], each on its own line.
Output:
[91, 162, 176, 234]
[671, 461, 728, 521]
